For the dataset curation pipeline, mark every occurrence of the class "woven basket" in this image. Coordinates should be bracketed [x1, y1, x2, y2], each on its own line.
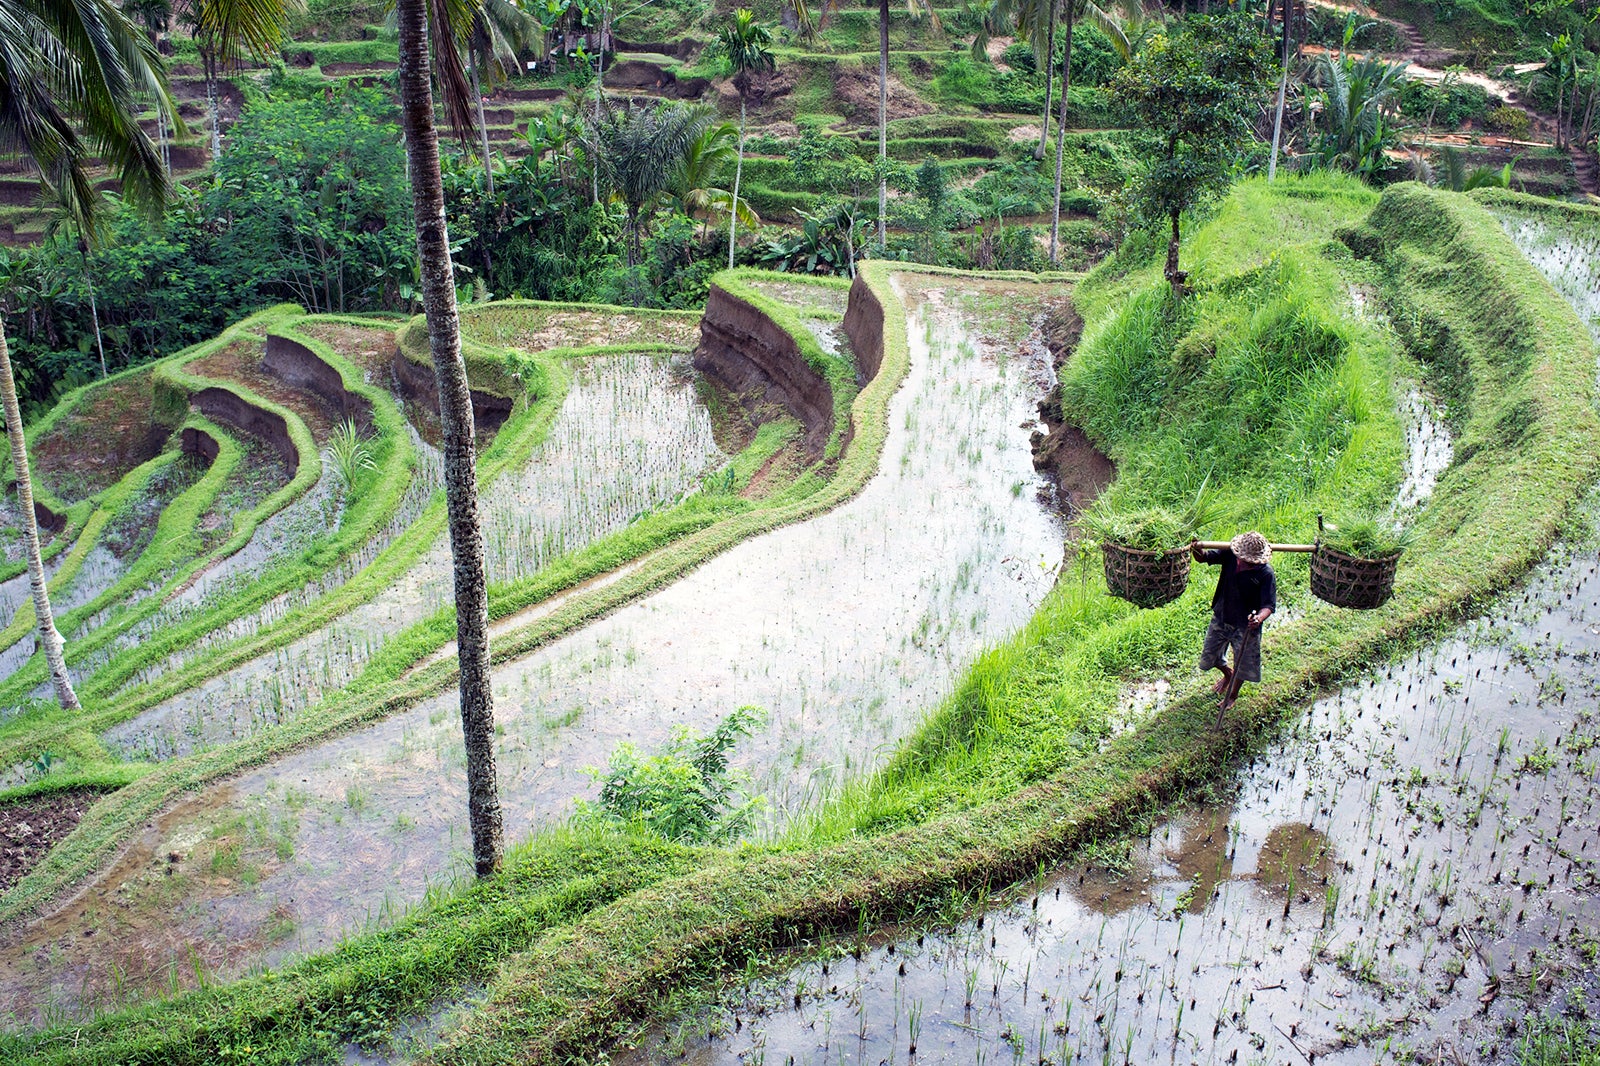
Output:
[1102, 542, 1191, 608]
[1310, 544, 1399, 610]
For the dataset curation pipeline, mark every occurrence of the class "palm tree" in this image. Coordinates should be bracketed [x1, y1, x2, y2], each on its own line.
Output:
[0, 0, 177, 710]
[1306, 48, 1408, 179]
[588, 100, 714, 268]
[1049, 0, 1128, 264]
[878, 0, 942, 250]
[463, 0, 543, 195]
[672, 121, 760, 238]
[718, 9, 774, 270]
[173, 0, 297, 160]
[394, 0, 506, 879]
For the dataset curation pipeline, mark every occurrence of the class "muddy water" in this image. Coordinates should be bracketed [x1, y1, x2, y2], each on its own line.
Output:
[1494, 209, 1600, 347]
[103, 354, 724, 761]
[628, 523, 1600, 1066]
[0, 279, 1066, 1023]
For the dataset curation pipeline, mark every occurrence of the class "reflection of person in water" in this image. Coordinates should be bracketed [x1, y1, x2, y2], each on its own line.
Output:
[1192, 531, 1276, 719]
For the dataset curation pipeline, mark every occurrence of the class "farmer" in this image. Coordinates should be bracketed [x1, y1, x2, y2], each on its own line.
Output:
[1191, 531, 1276, 718]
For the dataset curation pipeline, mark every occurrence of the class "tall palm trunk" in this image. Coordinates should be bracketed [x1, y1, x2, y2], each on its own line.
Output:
[878, 0, 889, 250]
[79, 241, 107, 377]
[1268, 0, 1291, 182]
[1048, 0, 1075, 264]
[729, 94, 746, 270]
[470, 42, 495, 196]
[204, 52, 223, 160]
[395, 0, 504, 879]
[1036, 0, 1056, 162]
[0, 323, 78, 710]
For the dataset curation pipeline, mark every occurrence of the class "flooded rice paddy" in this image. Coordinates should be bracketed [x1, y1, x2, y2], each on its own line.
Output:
[622, 521, 1600, 1066]
[104, 353, 725, 761]
[0, 278, 1067, 1024]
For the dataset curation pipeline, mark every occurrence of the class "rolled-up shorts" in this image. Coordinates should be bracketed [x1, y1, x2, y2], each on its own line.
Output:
[1199, 616, 1261, 683]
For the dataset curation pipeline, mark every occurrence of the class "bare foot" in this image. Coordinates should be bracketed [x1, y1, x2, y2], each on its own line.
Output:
[1218, 695, 1236, 712]
[1212, 671, 1232, 695]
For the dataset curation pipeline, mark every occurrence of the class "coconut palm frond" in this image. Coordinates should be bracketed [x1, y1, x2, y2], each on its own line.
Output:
[191, 0, 302, 65]
[8, 0, 178, 226]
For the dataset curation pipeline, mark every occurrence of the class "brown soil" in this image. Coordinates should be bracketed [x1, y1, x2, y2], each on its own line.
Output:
[1030, 304, 1114, 520]
[464, 308, 700, 353]
[296, 322, 398, 379]
[831, 67, 932, 123]
[714, 68, 797, 115]
[1, 790, 98, 893]
[32, 370, 175, 504]
[190, 340, 345, 443]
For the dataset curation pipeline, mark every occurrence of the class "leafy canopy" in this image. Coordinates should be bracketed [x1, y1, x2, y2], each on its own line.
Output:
[1109, 13, 1274, 229]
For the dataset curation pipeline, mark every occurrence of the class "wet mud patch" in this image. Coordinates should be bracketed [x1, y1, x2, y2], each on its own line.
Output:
[1025, 302, 1113, 521]
[460, 307, 701, 353]
[193, 436, 293, 554]
[296, 321, 400, 380]
[189, 339, 345, 443]
[31, 369, 174, 504]
[0, 790, 97, 894]
[0, 785, 300, 1026]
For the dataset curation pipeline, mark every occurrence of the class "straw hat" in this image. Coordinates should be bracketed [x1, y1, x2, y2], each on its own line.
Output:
[1231, 530, 1271, 565]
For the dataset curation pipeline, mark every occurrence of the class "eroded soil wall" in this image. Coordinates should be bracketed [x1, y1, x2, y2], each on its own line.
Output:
[843, 272, 885, 384]
[191, 388, 298, 471]
[390, 350, 514, 437]
[262, 334, 373, 431]
[694, 284, 836, 456]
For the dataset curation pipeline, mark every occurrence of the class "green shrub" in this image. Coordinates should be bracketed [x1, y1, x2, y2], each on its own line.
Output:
[1486, 104, 1532, 137]
[581, 707, 767, 843]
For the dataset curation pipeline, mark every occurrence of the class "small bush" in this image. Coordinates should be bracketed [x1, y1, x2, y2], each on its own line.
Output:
[1486, 104, 1531, 138]
[582, 706, 766, 843]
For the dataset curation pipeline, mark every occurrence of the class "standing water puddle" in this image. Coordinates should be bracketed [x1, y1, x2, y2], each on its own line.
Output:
[0, 277, 1067, 1023]
[103, 353, 725, 761]
[625, 525, 1600, 1065]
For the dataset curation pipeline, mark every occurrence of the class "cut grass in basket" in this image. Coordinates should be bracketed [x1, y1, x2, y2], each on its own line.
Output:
[1081, 478, 1226, 552]
[1320, 513, 1417, 559]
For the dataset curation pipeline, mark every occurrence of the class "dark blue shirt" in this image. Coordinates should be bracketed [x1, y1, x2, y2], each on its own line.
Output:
[1198, 548, 1277, 627]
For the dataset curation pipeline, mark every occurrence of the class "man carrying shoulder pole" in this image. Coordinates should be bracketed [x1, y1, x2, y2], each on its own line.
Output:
[1192, 530, 1276, 722]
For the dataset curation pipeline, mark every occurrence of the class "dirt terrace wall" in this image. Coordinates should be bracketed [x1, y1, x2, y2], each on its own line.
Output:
[262, 334, 374, 431]
[842, 272, 885, 385]
[180, 427, 220, 463]
[391, 350, 514, 437]
[191, 387, 298, 471]
[695, 284, 836, 457]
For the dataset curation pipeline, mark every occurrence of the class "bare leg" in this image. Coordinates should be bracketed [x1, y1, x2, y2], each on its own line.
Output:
[1218, 670, 1245, 712]
[1211, 664, 1234, 695]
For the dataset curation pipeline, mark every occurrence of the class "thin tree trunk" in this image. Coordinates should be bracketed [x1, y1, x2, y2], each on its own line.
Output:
[878, 0, 889, 250]
[394, 0, 503, 879]
[1268, 0, 1291, 182]
[1036, 0, 1056, 162]
[593, 3, 608, 206]
[1165, 206, 1184, 293]
[1049, 0, 1075, 264]
[0, 322, 77, 710]
[85, 266, 106, 377]
[1579, 63, 1599, 147]
[471, 42, 495, 196]
[729, 94, 745, 270]
[205, 55, 223, 161]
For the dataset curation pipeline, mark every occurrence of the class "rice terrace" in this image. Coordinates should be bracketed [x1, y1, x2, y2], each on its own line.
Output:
[4, 0, 1600, 1063]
